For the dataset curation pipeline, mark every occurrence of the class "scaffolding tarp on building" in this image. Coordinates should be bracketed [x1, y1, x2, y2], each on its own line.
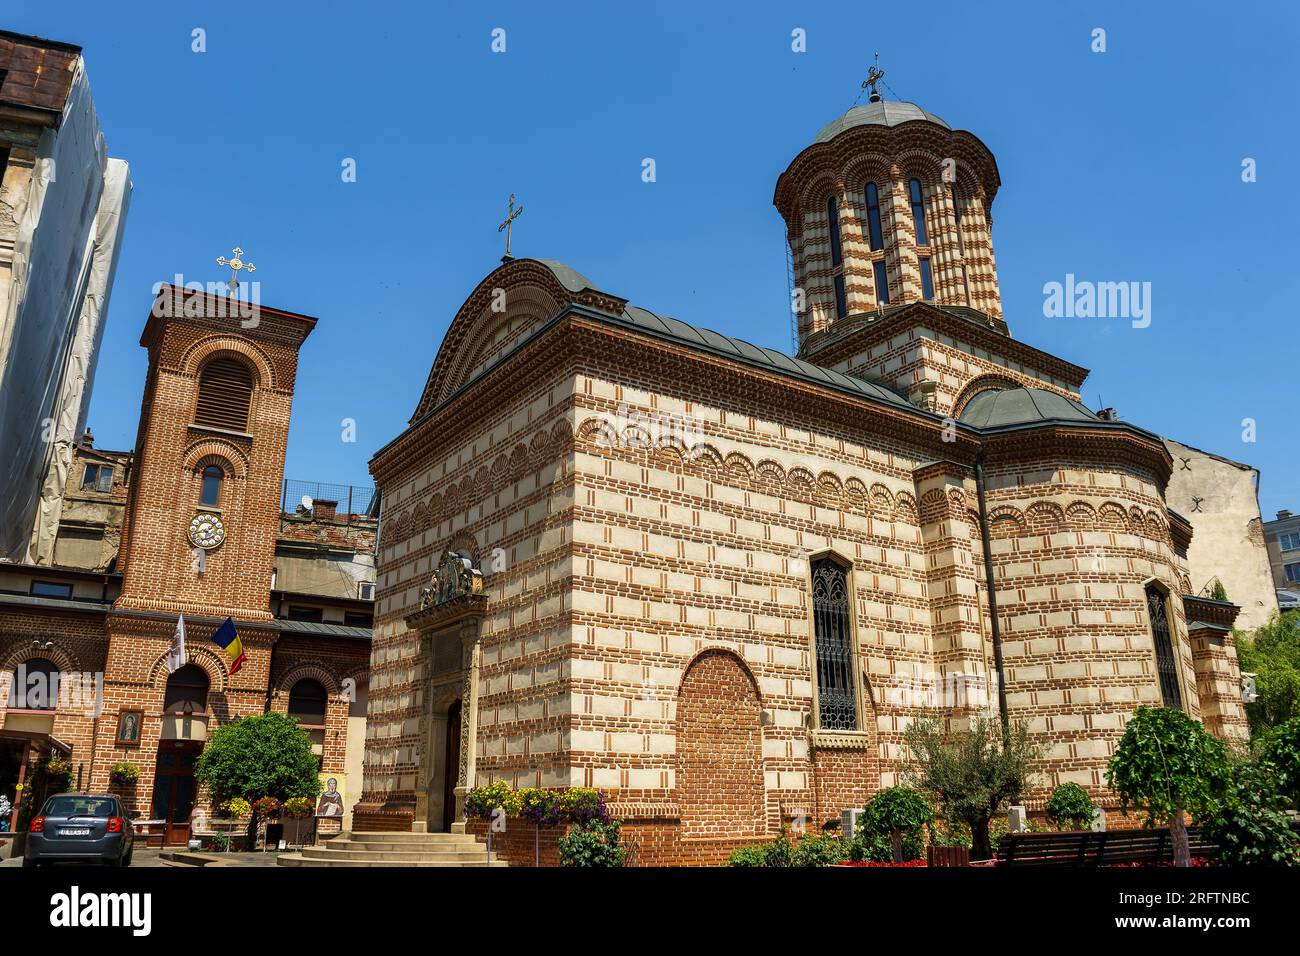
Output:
[0, 61, 131, 563]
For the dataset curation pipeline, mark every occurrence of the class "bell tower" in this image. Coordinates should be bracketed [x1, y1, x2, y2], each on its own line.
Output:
[773, 91, 1004, 348]
[113, 283, 316, 620]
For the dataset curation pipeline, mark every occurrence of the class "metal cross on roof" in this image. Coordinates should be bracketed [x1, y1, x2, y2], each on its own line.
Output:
[498, 193, 523, 263]
[862, 53, 885, 103]
[216, 246, 256, 292]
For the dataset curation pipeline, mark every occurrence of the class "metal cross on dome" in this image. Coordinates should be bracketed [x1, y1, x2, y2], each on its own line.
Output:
[498, 193, 523, 263]
[216, 246, 256, 292]
[862, 53, 885, 103]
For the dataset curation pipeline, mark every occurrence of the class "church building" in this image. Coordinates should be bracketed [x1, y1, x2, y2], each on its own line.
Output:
[352, 90, 1250, 864]
[1, 282, 373, 844]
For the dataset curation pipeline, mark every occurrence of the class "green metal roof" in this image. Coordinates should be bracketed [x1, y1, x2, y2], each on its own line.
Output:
[959, 387, 1099, 428]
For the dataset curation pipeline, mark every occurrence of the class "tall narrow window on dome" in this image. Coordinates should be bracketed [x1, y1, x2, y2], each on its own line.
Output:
[1145, 583, 1182, 709]
[195, 357, 254, 432]
[909, 178, 928, 246]
[827, 196, 843, 266]
[864, 182, 884, 251]
[828, 196, 846, 319]
[919, 257, 935, 300]
[873, 260, 890, 305]
[811, 556, 857, 731]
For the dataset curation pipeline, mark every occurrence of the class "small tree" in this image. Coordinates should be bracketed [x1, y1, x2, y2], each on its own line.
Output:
[1105, 706, 1228, 867]
[1045, 782, 1096, 831]
[904, 717, 1043, 861]
[860, 786, 933, 863]
[194, 712, 322, 847]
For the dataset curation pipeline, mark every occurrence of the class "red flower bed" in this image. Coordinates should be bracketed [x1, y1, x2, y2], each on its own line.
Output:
[834, 859, 928, 867]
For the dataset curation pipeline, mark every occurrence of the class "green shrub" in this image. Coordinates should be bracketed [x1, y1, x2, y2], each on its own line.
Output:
[1200, 760, 1300, 867]
[1045, 782, 1096, 830]
[558, 819, 626, 867]
[791, 832, 849, 867]
[1257, 716, 1300, 810]
[726, 845, 769, 867]
[726, 827, 848, 868]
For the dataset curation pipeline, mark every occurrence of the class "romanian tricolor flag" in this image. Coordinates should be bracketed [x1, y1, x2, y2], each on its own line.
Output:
[211, 616, 246, 675]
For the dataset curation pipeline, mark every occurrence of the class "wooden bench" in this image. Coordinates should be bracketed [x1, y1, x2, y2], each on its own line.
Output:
[994, 827, 1215, 867]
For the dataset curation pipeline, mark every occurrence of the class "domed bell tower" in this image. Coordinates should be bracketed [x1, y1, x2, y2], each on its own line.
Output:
[773, 76, 1004, 355]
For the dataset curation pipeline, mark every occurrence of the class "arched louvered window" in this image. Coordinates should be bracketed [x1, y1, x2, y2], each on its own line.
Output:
[289, 678, 328, 727]
[811, 556, 858, 730]
[864, 182, 884, 251]
[1145, 584, 1182, 709]
[909, 178, 928, 246]
[195, 357, 253, 431]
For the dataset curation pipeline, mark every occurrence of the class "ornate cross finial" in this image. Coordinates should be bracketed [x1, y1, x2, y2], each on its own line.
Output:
[862, 53, 885, 103]
[216, 246, 256, 292]
[497, 193, 524, 263]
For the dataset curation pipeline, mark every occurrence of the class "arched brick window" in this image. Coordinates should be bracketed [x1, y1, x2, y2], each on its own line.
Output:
[195, 356, 253, 431]
[10, 657, 59, 710]
[288, 679, 327, 727]
[164, 663, 209, 714]
[812, 556, 858, 730]
[1145, 584, 1182, 709]
[200, 465, 224, 506]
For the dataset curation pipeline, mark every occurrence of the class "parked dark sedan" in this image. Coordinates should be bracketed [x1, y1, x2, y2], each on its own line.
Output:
[23, 793, 133, 867]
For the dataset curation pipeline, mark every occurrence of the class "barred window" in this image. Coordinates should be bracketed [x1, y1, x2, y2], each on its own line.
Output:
[812, 557, 857, 730]
[194, 356, 253, 431]
[1145, 584, 1182, 709]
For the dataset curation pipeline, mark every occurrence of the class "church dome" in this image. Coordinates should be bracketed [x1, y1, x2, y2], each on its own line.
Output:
[812, 99, 950, 144]
[958, 387, 1099, 429]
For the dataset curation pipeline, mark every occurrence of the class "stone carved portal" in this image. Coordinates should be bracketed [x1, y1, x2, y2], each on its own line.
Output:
[408, 550, 487, 834]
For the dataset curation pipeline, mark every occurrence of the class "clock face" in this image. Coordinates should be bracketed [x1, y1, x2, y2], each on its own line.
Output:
[188, 513, 226, 550]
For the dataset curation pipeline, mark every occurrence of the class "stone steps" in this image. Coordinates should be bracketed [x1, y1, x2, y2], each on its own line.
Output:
[276, 830, 507, 868]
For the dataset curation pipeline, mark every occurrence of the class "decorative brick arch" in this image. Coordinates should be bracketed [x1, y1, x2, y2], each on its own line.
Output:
[179, 335, 277, 391]
[183, 441, 249, 478]
[675, 648, 766, 840]
[840, 152, 895, 193]
[276, 662, 342, 698]
[1, 641, 82, 675]
[146, 645, 229, 694]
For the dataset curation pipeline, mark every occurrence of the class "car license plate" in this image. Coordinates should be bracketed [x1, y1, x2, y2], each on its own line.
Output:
[61, 828, 91, 836]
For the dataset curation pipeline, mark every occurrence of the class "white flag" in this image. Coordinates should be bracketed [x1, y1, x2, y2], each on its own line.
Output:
[166, 614, 186, 674]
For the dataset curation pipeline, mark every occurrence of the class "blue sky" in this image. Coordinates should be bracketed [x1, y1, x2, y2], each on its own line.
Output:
[17, 1, 1299, 517]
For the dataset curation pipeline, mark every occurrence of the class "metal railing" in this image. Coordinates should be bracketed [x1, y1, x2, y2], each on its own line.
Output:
[280, 479, 377, 525]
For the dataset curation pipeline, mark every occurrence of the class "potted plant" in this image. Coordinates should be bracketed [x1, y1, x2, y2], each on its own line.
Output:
[110, 762, 141, 786]
[281, 797, 314, 846]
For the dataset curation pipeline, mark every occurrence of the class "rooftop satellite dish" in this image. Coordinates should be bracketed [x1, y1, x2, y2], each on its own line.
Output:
[300, 495, 314, 511]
